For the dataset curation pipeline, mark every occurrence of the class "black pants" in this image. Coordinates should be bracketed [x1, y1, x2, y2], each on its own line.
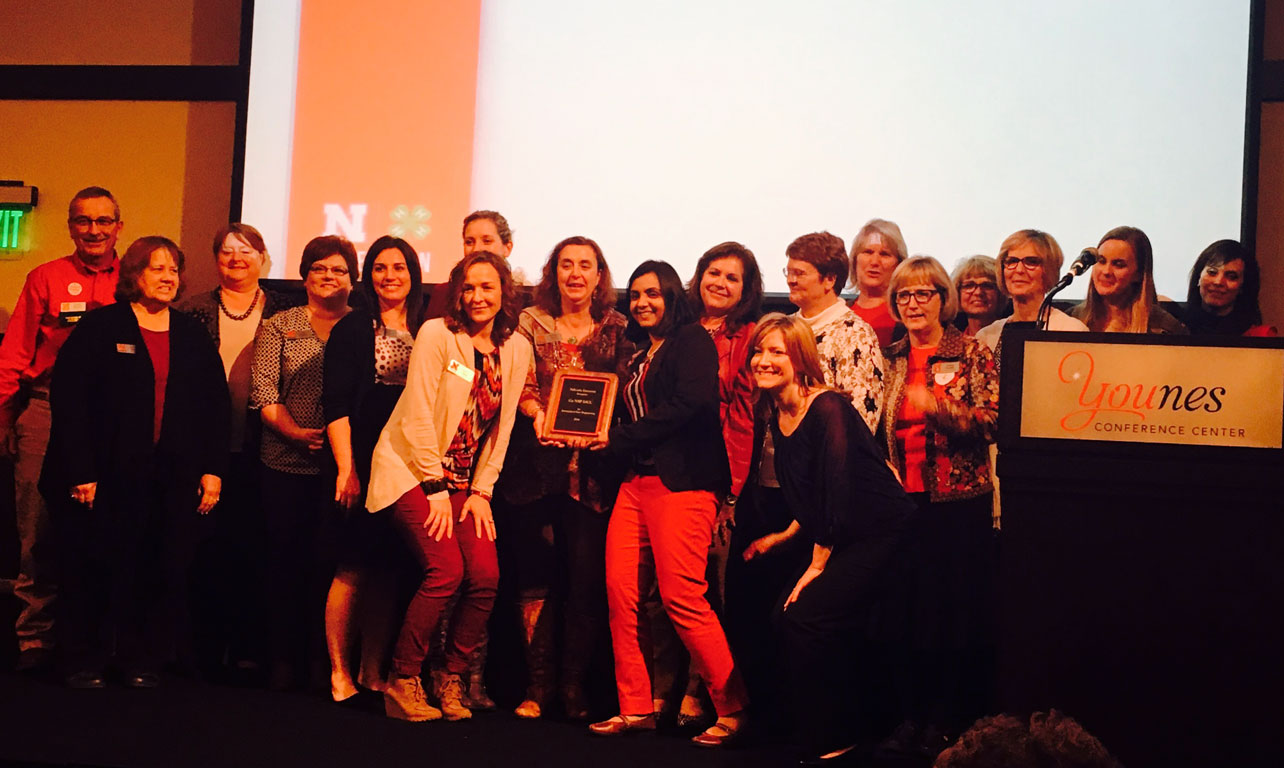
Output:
[261, 466, 333, 684]
[773, 533, 902, 755]
[56, 463, 198, 675]
[496, 494, 610, 687]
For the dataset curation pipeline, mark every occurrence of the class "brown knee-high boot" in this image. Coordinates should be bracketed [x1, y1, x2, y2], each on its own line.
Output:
[514, 597, 555, 718]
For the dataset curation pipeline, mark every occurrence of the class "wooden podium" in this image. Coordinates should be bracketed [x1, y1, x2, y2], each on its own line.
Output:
[995, 327, 1284, 768]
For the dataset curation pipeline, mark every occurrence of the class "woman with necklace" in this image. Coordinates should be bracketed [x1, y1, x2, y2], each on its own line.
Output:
[497, 236, 633, 719]
[250, 235, 356, 690]
[321, 236, 424, 702]
[366, 251, 531, 722]
[588, 261, 747, 747]
[178, 223, 296, 677]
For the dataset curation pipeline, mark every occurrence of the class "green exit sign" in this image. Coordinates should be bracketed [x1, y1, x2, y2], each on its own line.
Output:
[0, 181, 38, 258]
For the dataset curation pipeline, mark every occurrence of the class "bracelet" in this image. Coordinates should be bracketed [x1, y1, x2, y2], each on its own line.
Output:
[419, 478, 448, 496]
[472, 489, 493, 502]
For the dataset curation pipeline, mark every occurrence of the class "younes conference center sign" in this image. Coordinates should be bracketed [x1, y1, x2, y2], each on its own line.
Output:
[1018, 338, 1284, 449]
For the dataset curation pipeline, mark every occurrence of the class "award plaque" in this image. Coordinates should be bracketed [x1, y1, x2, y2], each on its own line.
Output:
[543, 370, 618, 442]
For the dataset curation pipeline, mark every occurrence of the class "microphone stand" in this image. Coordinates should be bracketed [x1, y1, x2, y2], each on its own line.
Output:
[1037, 273, 1075, 331]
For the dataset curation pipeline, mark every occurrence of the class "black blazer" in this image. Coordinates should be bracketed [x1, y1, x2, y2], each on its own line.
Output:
[609, 322, 729, 495]
[41, 302, 230, 503]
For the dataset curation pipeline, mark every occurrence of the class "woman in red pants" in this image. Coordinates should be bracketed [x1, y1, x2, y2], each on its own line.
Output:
[365, 250, 532, 722]
[588, 260, 748, 747]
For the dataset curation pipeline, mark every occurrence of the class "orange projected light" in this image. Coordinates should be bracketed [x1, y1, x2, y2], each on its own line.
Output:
[285, 1, 482, 281]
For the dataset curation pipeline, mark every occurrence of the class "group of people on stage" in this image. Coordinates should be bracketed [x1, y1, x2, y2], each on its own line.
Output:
[3, 186, 1272, 764]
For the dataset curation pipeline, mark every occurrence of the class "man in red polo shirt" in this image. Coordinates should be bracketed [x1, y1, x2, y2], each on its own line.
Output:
[0, 186, 122, 672]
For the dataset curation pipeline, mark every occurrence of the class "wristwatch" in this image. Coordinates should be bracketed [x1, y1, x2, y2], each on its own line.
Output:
[420, 478, 448, 496]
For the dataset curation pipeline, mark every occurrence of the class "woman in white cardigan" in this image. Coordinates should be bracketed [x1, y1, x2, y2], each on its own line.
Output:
[366, 251, 532, 723]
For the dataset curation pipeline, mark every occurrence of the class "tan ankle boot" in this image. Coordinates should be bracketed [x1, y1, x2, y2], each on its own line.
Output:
[383, 675, 442, 721]
[435, 673, 473, 721]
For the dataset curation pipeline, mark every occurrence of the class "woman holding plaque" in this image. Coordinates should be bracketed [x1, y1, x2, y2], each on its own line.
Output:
[588, 261, 748, 747]
[320, 235, 423, 702]
[1072, 226, 1187, 334]
[499, 235, 633, 719]
[1181, 239, 1276, 337]
[877, 256, 999, 758]
[366, 251, 531, 722]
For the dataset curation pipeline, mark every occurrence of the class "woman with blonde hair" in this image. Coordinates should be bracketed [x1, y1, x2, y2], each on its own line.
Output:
[1072, 226, 1186, 334]
[976, 231, 1087, 354]
[850, 218, 909, 347]
[741, 313, 912, 764]
[878, 256, 999, 758]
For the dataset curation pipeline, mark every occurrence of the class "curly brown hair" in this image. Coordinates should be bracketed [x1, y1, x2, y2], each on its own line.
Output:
[532, 236, 617, 320]
[444, 250, 520, 346]
[935, 710, 1122, 768]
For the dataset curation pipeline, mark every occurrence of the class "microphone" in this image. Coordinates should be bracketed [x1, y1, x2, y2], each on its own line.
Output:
[1068, 247, 1096, 277]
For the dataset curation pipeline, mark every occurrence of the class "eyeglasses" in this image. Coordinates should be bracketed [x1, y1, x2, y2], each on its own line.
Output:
[894, 289, 939, 306]
[1002, 256, 1043, 271]
[782, 267, 814, 281]
[959, 281, 998, 293]
[69, 216, 118, 229]
[308, 264, 349, 277]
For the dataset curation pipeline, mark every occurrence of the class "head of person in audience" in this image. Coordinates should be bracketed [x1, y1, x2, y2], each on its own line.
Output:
[446, 250, 521, 345]
[952, 255, 1005, 334]
[1186, 239, 1262, 328]
[533, 235, 616, 320]
[785, 231, 849, 317]
[360, 235, 424, 331]
[748, 313, 827, 406]
[212, 222, 268, 293]
[625, 260, 694, 344]
[934, 709, 1122, 768]
[1081, 225, 1158, 331]
[462, 210, 513, 258]
[850, 218, 908, 302]
[888, 255, 959, 347]
[687, 241, 764, 333]
[115, 235, 185, 310]
[299, 235, 357, 308]
[67, 186, 124, 266]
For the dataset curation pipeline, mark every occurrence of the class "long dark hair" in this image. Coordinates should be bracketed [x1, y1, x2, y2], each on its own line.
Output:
[686, 241, 763, 332]
[1183, 239, 1262, 334]
[360, 235, 424, 334]
[444, 250, 521, 346]
[624, 260, 694, 343]
[533, 235, 617, 320]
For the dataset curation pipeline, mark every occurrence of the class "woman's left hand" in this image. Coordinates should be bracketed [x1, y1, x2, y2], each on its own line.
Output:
[783, 565, 824, 611]
[460, 493, 497, 541]
[197, 474, 222, 515]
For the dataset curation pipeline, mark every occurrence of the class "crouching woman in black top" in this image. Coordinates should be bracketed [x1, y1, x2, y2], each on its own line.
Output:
[44, 236, 230, 688]
[743, 313, 913, 764]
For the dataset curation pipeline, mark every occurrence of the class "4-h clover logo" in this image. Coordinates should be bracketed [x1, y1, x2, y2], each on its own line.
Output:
[389, 205, 431, 240]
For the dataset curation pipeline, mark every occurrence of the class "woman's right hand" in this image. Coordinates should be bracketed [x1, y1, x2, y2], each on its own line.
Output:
[423, 494, 454, 541]
[293, 427, 326, 452]
[534, 409, 566, 447]
[742, 532, 781, 561]
[334, 466, 361, 510]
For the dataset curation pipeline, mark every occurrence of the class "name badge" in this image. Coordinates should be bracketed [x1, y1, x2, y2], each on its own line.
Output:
[447, 359, 475, 383]
[116, 343, 136, 354]
[59, 302, 88, 326]
[933, 361, 959, 386]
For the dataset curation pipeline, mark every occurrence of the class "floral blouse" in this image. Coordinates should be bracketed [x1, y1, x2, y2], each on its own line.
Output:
[795, 301, 886, 435]
[495, 306, 634, 511]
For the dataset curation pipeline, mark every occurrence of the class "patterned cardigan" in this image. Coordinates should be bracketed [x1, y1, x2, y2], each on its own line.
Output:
[878, 324, 999, 502]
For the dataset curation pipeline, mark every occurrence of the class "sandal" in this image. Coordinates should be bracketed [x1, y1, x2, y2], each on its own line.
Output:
[691, 715, 746, 748]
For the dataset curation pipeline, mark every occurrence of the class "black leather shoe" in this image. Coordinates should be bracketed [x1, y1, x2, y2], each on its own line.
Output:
[125, 671, 161, 689]
[65, 670, 107, 689]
